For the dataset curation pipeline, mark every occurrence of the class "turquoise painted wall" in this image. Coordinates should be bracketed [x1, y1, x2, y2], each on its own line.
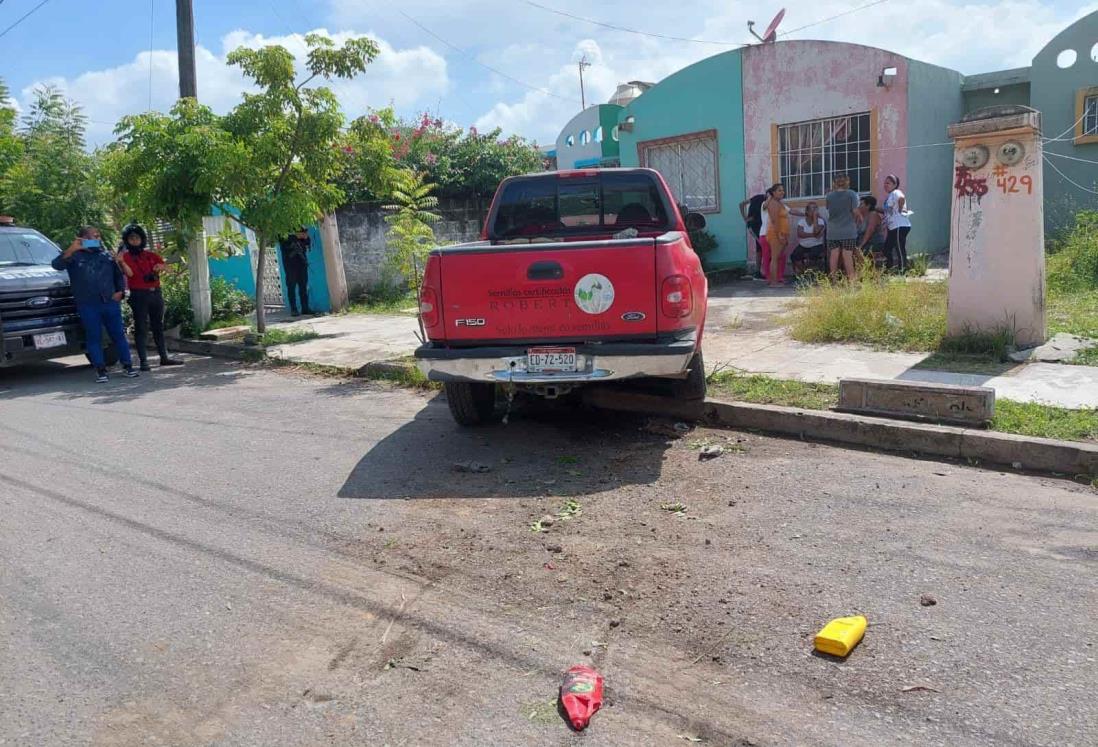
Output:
[617, 50, 747, 270]
[963, 83, 1031, 114]
[208, 205, 331, 313]
[906, 60, 964, 253]
[1030, 10, 1098, 235]
[276, 225, 331, 314]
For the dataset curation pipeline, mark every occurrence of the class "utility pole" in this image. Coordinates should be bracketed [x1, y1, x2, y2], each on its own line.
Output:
[578, 56, 591, 109]
[175, 0, 198, 99]
[175, 0, 211, 327]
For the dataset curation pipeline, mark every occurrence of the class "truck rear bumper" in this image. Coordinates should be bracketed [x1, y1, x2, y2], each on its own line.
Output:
[415, 339, 697, 384]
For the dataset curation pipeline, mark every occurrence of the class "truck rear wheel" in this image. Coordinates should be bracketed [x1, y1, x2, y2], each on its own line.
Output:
[670, 351, 707, 401]
[444, 382, 500, 426]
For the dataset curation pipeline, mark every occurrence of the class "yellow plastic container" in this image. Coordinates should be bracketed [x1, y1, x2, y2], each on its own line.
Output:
[814, 615, 867, 657]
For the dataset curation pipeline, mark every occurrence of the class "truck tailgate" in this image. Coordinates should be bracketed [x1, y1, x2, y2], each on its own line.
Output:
[438, 239, 657, 343]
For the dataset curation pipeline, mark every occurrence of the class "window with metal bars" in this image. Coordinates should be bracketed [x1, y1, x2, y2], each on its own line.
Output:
[1084, 95, 1098, 136]
[777, 113, 872, 199]
[638, 131, 720, 213]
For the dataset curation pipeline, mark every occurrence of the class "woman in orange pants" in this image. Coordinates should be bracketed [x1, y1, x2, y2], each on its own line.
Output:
[765, 183, 791, 287]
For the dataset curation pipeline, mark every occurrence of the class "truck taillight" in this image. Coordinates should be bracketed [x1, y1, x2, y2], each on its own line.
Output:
[419, 287, 440, 328]
[661, 275, 692, 318]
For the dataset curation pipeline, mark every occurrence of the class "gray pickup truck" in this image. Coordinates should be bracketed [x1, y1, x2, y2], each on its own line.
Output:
[0, 224, 90, 367]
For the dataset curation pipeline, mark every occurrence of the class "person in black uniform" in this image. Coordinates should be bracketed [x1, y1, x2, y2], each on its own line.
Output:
[279, 227, 313, 316]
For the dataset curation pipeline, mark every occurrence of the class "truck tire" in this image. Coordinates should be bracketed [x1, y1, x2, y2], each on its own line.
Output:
[670, 351, 707, 401]
[444, 382, 500, 426]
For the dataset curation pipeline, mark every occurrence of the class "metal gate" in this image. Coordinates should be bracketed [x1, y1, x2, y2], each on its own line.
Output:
[260, 246, 284, 309]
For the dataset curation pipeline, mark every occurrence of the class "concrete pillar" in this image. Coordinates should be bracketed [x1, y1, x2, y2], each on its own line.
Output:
[319, 212, 349, 312]
[946, 106, 1046, 348]
[187, 229, 211, 329]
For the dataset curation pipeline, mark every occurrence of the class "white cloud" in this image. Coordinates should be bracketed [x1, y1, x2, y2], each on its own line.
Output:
[429, 0, 1086, 143]
[17, 28, 448, 146]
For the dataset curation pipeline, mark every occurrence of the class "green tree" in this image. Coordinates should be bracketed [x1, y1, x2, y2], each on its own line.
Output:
[0, 86, 113, 246]
[221, 33, 379, 331]
[382, 169, 439, 293]
[106, 98, 243, 259]
[0, 78, 22, 182]
[345, 112, 543, 202]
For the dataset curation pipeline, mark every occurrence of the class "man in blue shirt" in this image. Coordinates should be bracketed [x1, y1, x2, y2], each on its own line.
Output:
[52, 226, 137, 383]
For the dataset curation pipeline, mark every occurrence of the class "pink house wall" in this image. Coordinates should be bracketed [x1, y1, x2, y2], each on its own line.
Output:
[742, 41, 909, 203]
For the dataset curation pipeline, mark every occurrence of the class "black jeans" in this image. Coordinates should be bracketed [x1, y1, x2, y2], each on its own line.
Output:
[285, 259, 310, 313]
[128, 288, 169, 364]
[884, 226, 911, 272]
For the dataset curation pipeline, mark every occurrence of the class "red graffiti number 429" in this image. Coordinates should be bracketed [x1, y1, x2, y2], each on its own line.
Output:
[996, 174, 1033, 195]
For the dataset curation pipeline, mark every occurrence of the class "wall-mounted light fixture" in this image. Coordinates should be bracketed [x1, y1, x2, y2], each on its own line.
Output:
[619, 115, 637, 133]
[877, 66, 898, 88]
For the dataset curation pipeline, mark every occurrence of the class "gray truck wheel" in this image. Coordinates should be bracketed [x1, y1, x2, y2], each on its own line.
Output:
[670, 351, 707, 401]
[444, 382, 500, 426]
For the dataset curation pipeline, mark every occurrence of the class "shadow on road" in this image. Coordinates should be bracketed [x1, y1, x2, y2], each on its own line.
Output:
[0, 354, 241, 404]
[338, 396, 677, 500]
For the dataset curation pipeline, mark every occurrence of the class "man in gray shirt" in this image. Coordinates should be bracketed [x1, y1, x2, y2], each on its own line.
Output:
[825, 174, 860, 281]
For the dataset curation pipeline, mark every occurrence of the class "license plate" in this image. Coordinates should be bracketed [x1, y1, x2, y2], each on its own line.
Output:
[33, 331, 67, 349]
[527, 347, 577, 373]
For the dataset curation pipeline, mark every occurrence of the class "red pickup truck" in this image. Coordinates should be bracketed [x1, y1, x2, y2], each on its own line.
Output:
[415, 168, 709, 425]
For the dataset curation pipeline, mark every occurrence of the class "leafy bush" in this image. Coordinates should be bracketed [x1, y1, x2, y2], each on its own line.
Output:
[1047, 210, 1098, 294]
[344, 110, 543, 202]
[161, 266, 255, 337]
[689, 229, 718, 254]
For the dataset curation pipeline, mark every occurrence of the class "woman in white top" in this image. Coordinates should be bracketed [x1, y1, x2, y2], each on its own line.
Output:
[882, 174, 912, 273]
[791, 201, 826, 275]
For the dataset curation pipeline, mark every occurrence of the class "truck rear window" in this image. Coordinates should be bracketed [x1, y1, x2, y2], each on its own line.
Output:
[491, 172, 672, 240]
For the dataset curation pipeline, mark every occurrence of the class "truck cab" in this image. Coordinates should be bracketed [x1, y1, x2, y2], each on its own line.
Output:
[415, 168, 709, 425]
[0, 224, 89, 367]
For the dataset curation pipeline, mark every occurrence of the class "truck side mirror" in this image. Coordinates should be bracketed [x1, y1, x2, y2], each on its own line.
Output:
[684, 212, 706, 231]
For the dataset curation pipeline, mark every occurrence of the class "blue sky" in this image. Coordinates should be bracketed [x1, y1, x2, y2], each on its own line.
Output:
[1, 0, 1095, 146]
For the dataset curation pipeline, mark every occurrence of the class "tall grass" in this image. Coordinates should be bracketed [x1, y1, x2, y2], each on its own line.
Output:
[787, 265, 948, 351]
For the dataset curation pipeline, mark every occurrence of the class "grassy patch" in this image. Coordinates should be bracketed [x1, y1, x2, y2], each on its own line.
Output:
[205, 315, 250, 331]
[258, 328, 321, 346]
[787, 269, 948, 351]
[1047, 291, 1098, 339]
[708, 370, 1098, 444]
[708, 371, 839, 410]
[1074, 346, 1098, 366]
[991, 400, 1098, 443]
[346, 286, 418, 316]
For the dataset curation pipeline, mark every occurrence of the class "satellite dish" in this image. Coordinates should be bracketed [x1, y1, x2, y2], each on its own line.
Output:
[748, 8, 785, 44]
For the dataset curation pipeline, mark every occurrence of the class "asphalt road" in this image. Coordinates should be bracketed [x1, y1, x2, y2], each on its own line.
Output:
[1, 356, 1095, 746]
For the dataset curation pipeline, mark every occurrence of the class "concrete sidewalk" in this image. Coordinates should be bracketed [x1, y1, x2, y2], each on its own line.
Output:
[263, 286, 1098, 409]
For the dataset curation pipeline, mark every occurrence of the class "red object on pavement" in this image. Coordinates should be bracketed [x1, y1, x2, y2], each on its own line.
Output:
[560, 665, 604, 731]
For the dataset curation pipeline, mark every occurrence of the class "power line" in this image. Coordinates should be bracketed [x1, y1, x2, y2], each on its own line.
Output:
[1042, 109, 1088, 142]
[397, 10, 579, 104]
[1044, 149, 1098, 167]
[1044, 154, 1098, 195]
[521, 0, 748, 47]
[520, 0, 892, 47]
[779, 0, 892, 38]
[0, 0, 55, 41]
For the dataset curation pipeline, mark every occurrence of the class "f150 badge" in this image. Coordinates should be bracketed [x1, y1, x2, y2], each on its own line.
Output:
[455, 318, 486, 327]
[574, 273, 615, 315]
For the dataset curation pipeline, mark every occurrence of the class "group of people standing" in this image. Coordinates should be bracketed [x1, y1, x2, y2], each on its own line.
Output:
[740, 174, 913, 285]
[52, 223, 182, 383]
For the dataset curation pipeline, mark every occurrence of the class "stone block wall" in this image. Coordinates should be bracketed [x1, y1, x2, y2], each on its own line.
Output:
[336, 197, 490, 298]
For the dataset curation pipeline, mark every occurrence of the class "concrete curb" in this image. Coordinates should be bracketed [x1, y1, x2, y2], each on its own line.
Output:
[168, 337, 261, 361]
[582, 388, 1098, 478]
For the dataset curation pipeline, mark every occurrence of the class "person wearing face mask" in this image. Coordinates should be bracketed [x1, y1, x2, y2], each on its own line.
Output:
[117, 223, 183, 371]
[52, 226, 137, 383]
